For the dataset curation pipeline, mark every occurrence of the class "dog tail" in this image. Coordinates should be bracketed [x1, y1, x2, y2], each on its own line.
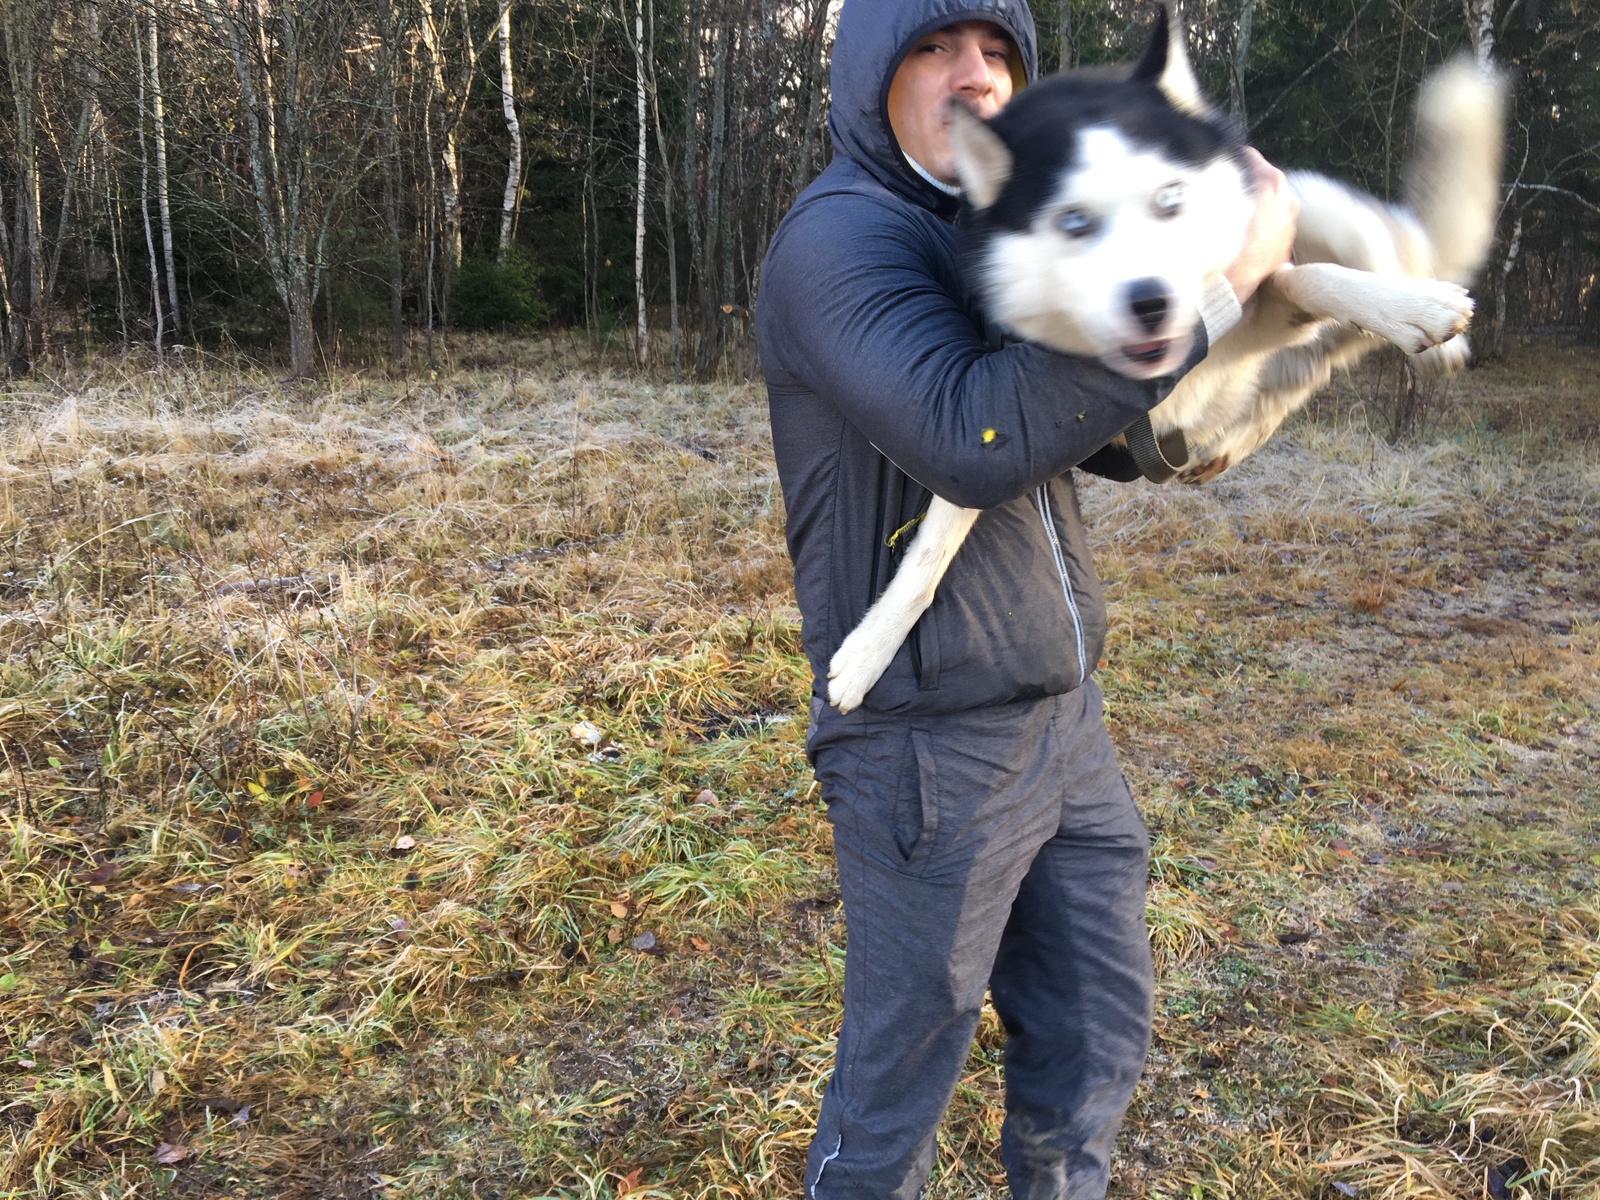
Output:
[1402, 56, 1507, 286]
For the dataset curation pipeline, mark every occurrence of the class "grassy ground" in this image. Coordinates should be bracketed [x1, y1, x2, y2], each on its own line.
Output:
[1, 337, 1596, 1199]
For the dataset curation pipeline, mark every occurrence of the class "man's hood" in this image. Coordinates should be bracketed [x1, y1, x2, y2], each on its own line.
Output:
[829, 0, 1039, 217]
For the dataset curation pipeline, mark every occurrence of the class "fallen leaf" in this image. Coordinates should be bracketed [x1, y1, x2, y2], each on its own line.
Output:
[305, 790, 324, 807]
[689, 935, 711, 952]
[631, 930, 658, 952]
[617, 1167, 644, 1195]
[694, 788, 717, 805]
[75, 862, 118, 887]
[154, 1142, 189, 1165]
[607, 927, 624, 945]
[609, 901, 629, 918]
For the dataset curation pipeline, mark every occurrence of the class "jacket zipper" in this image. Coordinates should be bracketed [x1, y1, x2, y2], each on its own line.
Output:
[1034, 484, 1087, 687]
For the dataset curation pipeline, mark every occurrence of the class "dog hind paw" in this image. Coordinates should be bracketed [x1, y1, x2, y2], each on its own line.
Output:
[1178, 453, 1231, 484]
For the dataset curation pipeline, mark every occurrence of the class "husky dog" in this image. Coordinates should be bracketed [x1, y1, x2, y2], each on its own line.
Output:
[827, 6, 1504, 714]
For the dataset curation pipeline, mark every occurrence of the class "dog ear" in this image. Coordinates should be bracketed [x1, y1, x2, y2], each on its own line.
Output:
[1131, 3, 1205, 116]
[946, 100, 1012, 210]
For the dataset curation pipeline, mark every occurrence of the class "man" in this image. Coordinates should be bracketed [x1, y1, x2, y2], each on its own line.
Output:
[755, 2, 1296, 1197]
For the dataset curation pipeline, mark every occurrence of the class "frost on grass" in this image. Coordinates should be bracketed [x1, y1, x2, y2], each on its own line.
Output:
[1, 341, 1597, 1198]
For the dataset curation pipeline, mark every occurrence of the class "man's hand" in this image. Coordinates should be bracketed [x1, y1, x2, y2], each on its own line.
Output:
[1223, 148, 1298, 306]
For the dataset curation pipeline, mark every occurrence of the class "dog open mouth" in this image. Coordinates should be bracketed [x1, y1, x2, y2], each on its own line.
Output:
[1110, 338, 1180, 376]
[1121, 339, 1171, 365]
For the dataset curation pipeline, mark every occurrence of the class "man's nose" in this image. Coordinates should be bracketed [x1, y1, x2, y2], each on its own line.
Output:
[949, 42, 994, 95]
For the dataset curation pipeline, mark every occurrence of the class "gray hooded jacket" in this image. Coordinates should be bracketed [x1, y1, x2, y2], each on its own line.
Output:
[757, 0, 1205, 719]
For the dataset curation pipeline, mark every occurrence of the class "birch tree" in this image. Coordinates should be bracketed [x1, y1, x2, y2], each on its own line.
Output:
[627, 0, 648, 366]
[133, 2, 164, 359]
[147, 0, 180, 336]
[496, 0, 520, 260]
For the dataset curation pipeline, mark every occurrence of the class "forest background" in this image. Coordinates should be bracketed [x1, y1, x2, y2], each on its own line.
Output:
[2, 2, 1598, 1197]
[0, 0, 1595, 382]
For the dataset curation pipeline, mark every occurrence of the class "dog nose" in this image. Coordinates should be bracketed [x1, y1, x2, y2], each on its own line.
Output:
[1126, 280, 1170, 334]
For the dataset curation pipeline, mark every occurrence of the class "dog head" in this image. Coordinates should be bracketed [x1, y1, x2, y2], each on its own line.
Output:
[949, 4, 1252, 380]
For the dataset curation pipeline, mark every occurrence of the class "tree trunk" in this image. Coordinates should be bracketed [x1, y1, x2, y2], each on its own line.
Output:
[376, 0, 406, 365]
[2, 0, 50, 373]
[134, 6, 165, 362]
[1231, 0, 1253, 124]
[695, 2, 731, 375]
[419, 0, 460, 271]
[1463, 0, 1495, 65]
[49, 0, 100, 305]
[630, 0, 648, 367]
[1486, 208, 1522, 360]
[497, 1, 521, 261]
[97, 113, 129, 347]
[682, 0, 706, 367]
[645, 0, 680, 378]
[1057, 0, 1075, 71]
[148, 0, 180, 335]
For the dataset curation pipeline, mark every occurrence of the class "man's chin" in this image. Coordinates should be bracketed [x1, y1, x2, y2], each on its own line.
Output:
[1100, 333, 1194, 380]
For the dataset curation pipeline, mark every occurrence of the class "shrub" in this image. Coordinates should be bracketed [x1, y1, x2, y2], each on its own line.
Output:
[451, 247, 548, 330]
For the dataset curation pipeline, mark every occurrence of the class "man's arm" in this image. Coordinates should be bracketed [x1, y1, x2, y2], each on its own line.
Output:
[760, 196, 1192, 511]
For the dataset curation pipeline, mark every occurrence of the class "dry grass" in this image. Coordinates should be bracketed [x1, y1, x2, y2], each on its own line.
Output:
[0, 336, 1596, 1199]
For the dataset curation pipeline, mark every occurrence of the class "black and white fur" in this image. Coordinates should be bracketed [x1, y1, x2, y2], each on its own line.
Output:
[827, 7, 1504, 713]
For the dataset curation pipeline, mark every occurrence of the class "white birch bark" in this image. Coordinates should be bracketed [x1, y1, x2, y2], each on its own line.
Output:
[629, 0, 648, 366]
[418, 0, 482, 272]
[645, 0, 680, 377]
[133, 8, 164, 361]
[148, 1, 180, 335]
[496, 1, 520, 260]
[1462, 0, 1495, 65]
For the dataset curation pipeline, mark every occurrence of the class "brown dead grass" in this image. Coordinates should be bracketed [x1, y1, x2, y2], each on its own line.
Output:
[0, 337, 1596, 1199]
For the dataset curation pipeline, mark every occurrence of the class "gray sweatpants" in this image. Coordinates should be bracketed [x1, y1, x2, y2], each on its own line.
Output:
[802, 681, 1154, 1200]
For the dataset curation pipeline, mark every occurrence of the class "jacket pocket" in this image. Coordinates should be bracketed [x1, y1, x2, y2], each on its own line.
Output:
[913, 605, 942, 692]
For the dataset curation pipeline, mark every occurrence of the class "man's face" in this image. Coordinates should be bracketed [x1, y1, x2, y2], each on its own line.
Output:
[887, 21, 1017, 185]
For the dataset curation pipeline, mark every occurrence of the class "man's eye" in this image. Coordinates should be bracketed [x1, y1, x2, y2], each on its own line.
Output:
[1154, 183, 1185, 217]
[1057, 208, 1100, 238]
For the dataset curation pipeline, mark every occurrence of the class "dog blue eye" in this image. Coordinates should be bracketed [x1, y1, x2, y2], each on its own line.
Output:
[1057, 208, 1099, 238]
[1155, 183, 1185, 216]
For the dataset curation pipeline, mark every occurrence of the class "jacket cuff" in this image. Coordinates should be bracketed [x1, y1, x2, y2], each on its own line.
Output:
[1199, 278, 1242, 344]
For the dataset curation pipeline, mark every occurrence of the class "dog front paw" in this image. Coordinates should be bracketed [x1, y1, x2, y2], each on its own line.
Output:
[1409, 332, 1472, 377]
[827, 635, 895, 714]
[1361, 280, 1474, 354]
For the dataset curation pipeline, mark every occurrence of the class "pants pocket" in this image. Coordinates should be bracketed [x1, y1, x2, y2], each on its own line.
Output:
[898, 729, 941, 875]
